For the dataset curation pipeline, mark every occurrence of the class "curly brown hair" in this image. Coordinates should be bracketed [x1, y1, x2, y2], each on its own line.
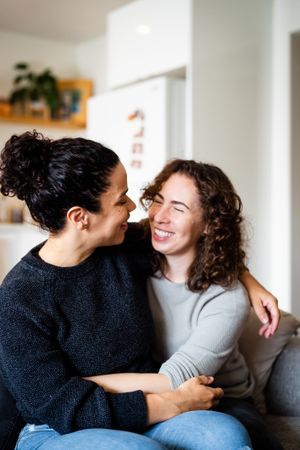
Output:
[140, 159, 247, 292]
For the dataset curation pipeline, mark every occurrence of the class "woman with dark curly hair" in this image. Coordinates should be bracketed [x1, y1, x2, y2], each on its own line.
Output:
[87, 159, 283, 450]
[1, 134, 255, 450]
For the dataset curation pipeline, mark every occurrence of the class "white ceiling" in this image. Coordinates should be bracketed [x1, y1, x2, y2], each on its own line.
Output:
[0, 0, 134, 43]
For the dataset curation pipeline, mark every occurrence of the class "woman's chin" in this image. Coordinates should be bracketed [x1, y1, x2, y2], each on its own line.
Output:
[151, 238, 168, 255]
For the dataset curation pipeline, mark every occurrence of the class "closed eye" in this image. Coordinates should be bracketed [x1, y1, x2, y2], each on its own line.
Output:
[174, 207, 184, 212]
[153, 197, 163, 205]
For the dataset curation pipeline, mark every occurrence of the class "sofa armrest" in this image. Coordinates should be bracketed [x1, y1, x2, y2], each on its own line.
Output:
[265, 336, 300, 416]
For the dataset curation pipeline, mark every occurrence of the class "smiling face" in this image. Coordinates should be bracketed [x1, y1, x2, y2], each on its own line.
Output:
[148, 173, 206, 264]
[88, 162, 136, 246]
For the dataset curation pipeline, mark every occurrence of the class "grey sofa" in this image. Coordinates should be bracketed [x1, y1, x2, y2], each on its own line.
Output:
[0, 338, 299, 450]
[265, 337, 300, 449]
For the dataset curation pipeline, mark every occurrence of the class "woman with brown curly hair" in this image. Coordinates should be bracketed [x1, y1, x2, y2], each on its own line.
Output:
[88, 159, 283, 450]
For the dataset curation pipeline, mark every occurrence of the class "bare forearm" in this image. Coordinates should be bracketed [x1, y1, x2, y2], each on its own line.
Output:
[145, 391, 181, 424]
[145, 376, 224, 425]
[239, 269, 280, 337]
[240, 270, 262, 292]
[85, 374, 223, 425]
[84, 372, 171, 393]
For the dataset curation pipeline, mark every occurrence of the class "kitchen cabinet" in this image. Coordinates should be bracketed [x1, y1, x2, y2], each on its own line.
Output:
[0, 223, 47, 282]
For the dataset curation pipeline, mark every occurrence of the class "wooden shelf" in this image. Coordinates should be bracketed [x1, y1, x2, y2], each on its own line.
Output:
[0, 114, 85, 129]
[0, 222, 36, 229]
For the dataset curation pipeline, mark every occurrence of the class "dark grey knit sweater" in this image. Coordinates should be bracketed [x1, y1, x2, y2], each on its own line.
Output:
[0, 229, 156, 434]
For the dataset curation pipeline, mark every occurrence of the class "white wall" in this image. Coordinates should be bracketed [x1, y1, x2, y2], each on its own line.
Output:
[191, 0, 273, 291]
[76, 35, 108, 95]
[0, 30, 79, 98]
[271, 0, 300, 312]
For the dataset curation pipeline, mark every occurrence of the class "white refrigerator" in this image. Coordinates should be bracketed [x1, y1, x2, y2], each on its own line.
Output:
[87, 76, 185, 220]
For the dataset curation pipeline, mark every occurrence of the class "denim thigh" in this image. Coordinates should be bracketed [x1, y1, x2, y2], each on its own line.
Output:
[15, 424, 167, 450]
[144, 410, 253, 450]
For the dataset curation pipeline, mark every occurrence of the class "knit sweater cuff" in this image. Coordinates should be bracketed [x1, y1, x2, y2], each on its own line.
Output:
[108, 390, 147, 431]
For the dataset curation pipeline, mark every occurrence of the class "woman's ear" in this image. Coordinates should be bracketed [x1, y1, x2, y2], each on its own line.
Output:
[67, 206, 89, 230]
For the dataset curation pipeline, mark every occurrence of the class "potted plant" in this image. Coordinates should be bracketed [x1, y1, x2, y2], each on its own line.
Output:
[9, 62, 60, 118]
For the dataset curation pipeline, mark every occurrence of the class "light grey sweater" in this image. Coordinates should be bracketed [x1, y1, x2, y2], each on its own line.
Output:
[147, 276, 255, 398]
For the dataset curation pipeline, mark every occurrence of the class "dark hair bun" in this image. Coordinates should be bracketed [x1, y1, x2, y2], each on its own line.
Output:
[0, 130, 51, 200]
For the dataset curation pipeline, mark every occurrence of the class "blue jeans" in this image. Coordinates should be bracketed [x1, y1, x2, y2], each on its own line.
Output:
[15, 411, 252, 450]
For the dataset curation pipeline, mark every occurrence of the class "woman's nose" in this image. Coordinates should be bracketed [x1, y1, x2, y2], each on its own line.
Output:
[153, 205, 169, 223]
[127, 196, 136, 212]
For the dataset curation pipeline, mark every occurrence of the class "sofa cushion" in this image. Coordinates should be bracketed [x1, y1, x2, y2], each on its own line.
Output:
[265, 337, 300, 416]
[265, 415, 300, 450]
[239, 310, 300, 412]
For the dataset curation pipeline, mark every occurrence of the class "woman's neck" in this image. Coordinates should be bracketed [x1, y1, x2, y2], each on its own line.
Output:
[39, 231, 94, 267]
[163, 253, 194, 284]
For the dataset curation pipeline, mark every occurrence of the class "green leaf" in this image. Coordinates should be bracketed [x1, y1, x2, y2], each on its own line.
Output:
[15, 63, 28, 70]
[10, 62, 59, 114]
[14, 75, 25, 84]
[14, 62, 28, 70]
